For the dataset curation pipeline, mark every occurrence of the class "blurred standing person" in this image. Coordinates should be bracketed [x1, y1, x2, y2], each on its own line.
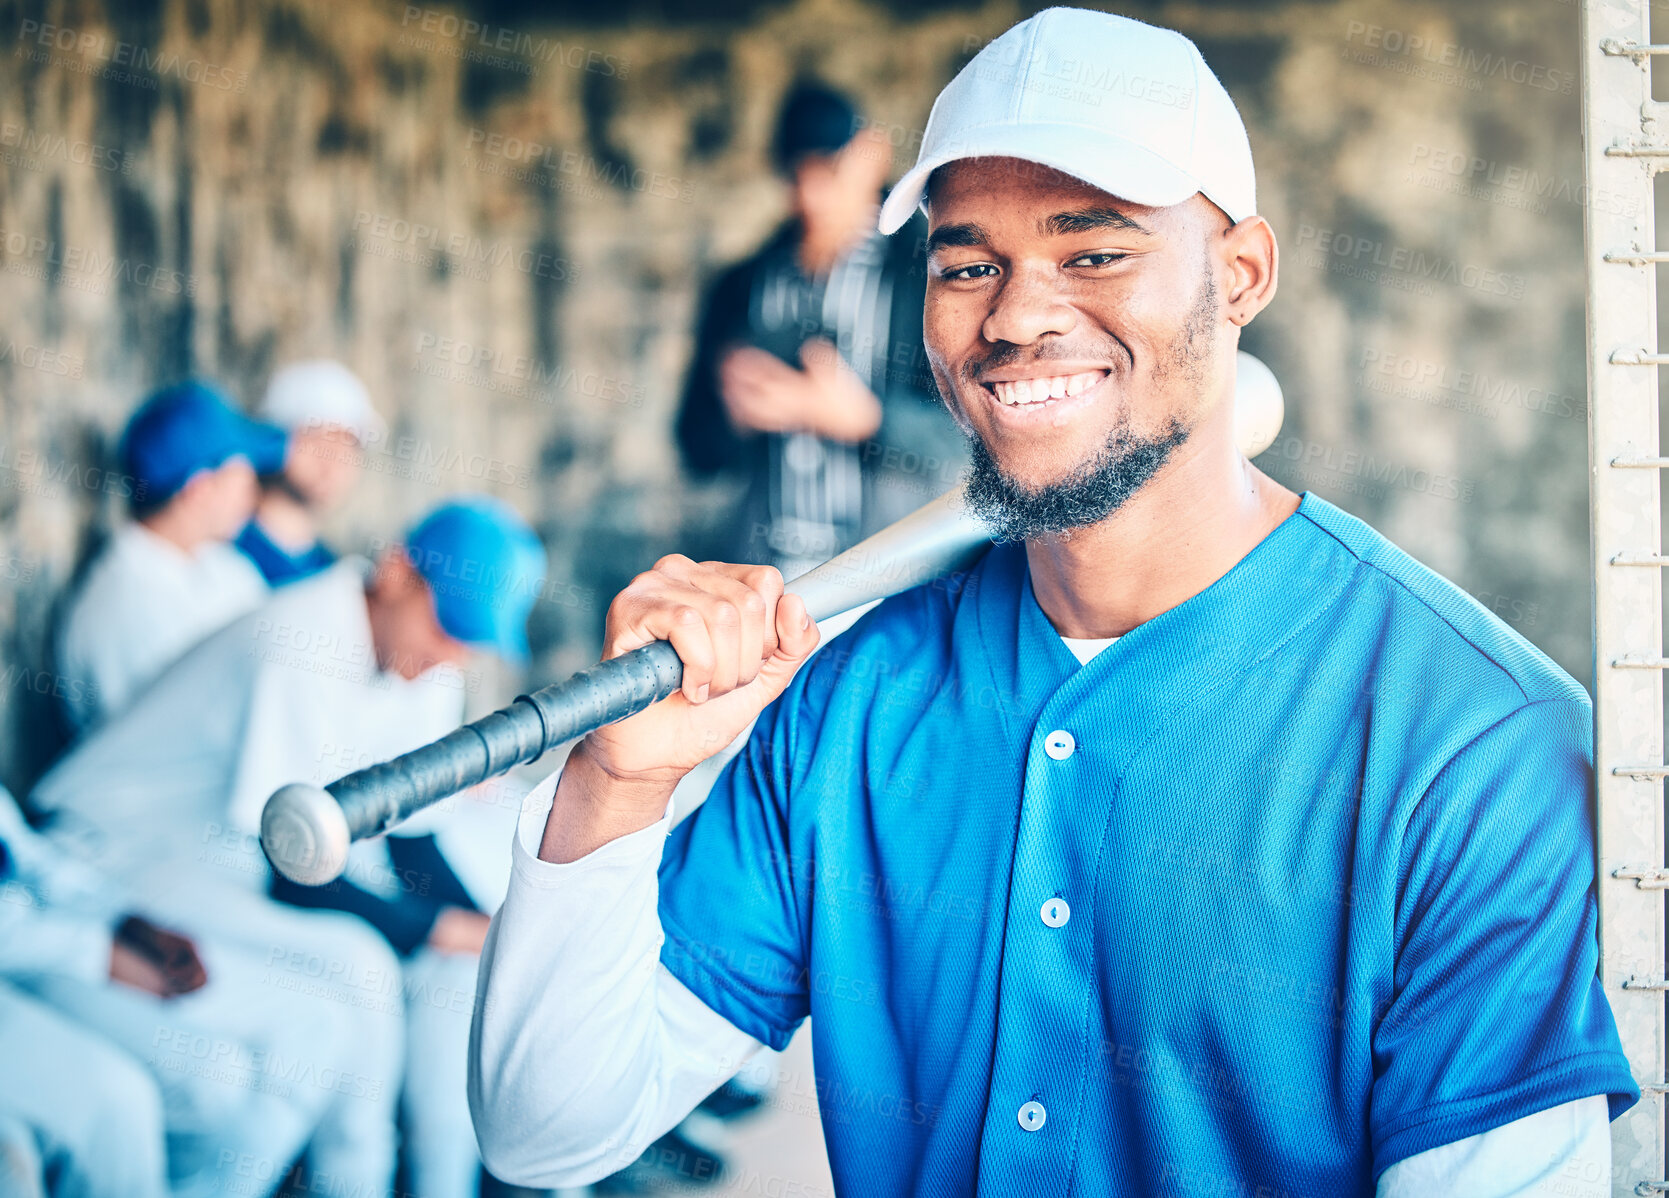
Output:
[237, 360, 385, 586]
[56, 380, 286, 733]
[677, 81, 964, 579]
[665, 83, 962, 1187]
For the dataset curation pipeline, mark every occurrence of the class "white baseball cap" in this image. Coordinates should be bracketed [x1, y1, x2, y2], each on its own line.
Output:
[878, 7, 1256, 235]
[259, 359, 385, 444]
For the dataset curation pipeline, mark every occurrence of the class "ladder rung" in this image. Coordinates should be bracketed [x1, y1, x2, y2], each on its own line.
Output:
[1606, 144, 1669, 157]
[1623, 976, 1669, 990]
[1613, 764, 1669, 778]
[1612, 456, 1669, 468]
[1611, 350, 1669, 365]
[1614, 866, 1669, 888]
[1614, 655, 1669, 668]
[1601, 38, 1669, 59]
[1610, 553, 1669, 566]
[1606, 252, 1669, 266]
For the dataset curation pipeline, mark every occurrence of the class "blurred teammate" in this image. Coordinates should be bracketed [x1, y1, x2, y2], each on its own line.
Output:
[56, 380, 285, 733]
[677, 81, 964, 578]
[32, 495, 544, 1198]
[0, 983, 166, 1198]
[238, 360, 384, 586]
[0, 788, 369, 1198]
[268, 497, 545, 1198]
[0, 1111, 47, 1198]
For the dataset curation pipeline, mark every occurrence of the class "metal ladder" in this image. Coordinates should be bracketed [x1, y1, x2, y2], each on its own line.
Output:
[1584, 0, 1669, 1190]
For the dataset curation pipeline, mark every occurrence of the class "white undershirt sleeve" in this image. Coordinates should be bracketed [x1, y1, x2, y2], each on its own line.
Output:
[1377, 1094, 1610, 1197]
[467, 772, 767, 1189]
[0, 794, 122, 984]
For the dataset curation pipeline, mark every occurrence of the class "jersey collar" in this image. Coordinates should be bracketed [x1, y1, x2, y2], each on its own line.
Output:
[973, 493, 1356, 737]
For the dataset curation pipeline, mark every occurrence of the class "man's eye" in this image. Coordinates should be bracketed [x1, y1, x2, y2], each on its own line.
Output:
[1069, 252, 1125, 267]
[940, 263, 999, 281]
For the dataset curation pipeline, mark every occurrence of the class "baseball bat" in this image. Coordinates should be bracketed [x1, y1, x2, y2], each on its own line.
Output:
[261, 486, 989, 884]
[261, 356, 1285, 885]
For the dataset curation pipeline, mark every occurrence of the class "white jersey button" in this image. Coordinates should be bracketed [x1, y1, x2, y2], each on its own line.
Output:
[1043, 730, 1075, 760]
[1018, 1101, 1047, 1131]
[1041, 897, 1070, 928]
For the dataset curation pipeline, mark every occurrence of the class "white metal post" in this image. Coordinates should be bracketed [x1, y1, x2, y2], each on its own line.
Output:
[1582, 1, 1667, 1190]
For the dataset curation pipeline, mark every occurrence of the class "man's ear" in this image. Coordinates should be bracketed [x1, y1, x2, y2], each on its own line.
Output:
[1220, 215, 1278, 328]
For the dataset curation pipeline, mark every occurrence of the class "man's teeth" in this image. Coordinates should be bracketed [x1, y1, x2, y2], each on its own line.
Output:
[991, 371, 1105, 406]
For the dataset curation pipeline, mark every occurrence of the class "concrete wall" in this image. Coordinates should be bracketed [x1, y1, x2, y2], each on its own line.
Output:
[0, 0, 1597, 793]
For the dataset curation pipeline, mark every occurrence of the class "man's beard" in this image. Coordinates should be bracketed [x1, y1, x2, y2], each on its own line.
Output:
[961, 414, 1190, 542]
[958, 259, 1217, 543]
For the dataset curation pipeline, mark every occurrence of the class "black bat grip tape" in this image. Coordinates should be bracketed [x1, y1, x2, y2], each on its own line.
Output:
[327, 640, 687, 842]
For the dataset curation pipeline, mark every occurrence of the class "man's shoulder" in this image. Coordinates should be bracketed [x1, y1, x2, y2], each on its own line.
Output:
[796, 546, 990, 700]
[243, 559, 367, 640]
[70, 522, 141, 591]
[199, 538, 268, 593]
[1296, 494, 1586, 708]
[59, 525, 162, 639]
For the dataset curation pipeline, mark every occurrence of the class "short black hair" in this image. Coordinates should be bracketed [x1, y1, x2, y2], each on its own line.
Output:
[773, 81, 861, 175]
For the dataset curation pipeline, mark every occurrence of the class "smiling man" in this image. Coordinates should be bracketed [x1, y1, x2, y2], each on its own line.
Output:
[469, 9, 1635, 1195]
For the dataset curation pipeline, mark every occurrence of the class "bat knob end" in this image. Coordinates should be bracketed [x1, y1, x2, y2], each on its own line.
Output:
[261, 783, 351, 885]
[1234, 350, 1285, 459]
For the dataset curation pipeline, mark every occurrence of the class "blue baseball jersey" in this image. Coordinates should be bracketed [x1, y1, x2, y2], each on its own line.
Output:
[657, 492, 1636, 1195]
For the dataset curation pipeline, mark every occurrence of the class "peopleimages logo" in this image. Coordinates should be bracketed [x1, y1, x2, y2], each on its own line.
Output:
[961, 33, 1194, 110]
[16, 19, 248, 92]
[0, 442, 143, 502]
[1359, 348, 1584, 421]
[0, 122, 125, 173]
[413, 331, 645, 409]
[465, 129, 694, 203]
[0, 228, 198, 297]
[0, 338, 84, 379]
[1268, 437, 1474, 504]
[1342, 21, 1574, 95]
[398, 6, 627, 78]
[349, 211, 576, 284]
[1294, 221, 1527, 301]
[1407, 144, 1638, 219]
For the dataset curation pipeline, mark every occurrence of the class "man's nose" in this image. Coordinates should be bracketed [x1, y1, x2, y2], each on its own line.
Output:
[981, 263, 1078, 346]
